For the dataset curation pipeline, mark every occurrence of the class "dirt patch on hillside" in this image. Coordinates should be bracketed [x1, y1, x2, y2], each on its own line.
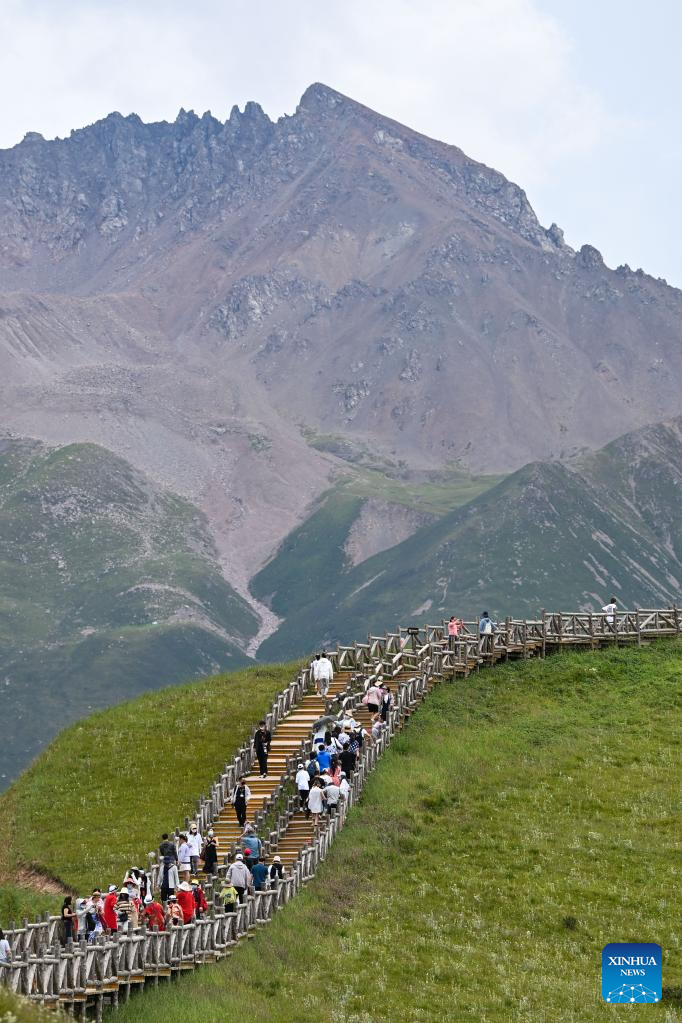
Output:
[15, 867, 70, 895]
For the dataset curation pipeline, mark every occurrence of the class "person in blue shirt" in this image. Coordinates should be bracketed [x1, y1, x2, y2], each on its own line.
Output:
[315, 743, 332, 772]
[251, 860, 269, 891]
[478, 612, 496, 654]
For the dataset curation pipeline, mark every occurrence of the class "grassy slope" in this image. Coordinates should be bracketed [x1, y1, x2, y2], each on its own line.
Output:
[114, 641, 681, 1023]
[0, 438, 260, 786]
[0, 988, 65, 1022]
[0, 662, 299, 911]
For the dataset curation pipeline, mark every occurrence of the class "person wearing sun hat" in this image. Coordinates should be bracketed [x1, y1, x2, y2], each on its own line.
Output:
[190, 878, 208, 918]
[269, 855, 284, 884]
[165, 895, 184, 927]
[176, 881, 195, 924]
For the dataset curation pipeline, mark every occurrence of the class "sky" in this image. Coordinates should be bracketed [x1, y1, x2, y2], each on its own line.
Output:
[2, 0, 681, 285]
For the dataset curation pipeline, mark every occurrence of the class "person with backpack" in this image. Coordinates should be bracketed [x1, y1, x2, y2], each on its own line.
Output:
[159, 833, 177, 861]
[295, 761, 310, 814]
[254, 720, 272, 777]
[241, 824, 262, 868]
[159, 854, 179, 902]
[478, 611, 496, 654]
[202, 829, 218, 876]
[219, 879, 239, 913]
[231, 775, 251, 827]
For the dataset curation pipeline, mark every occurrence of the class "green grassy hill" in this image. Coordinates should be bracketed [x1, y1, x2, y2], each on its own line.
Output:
[115, 640, 681, 1022]
[0, 437, 260, 787]
[0, 660, 298, 923]
[2, 641, 680, 1021]
[257, 418, 682, 659]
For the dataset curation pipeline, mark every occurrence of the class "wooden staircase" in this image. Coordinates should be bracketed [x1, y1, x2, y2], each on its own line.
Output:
[210, 670, 410, 866]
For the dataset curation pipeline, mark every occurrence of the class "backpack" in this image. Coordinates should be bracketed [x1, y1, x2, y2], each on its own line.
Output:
[483, 621, 492, 634]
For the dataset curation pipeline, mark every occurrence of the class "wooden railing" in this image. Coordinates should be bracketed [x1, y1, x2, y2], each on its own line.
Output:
[1, 606, 680, 1014]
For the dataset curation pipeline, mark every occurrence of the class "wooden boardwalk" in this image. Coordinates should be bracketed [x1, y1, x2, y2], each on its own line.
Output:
[1, 606, 679, 1016]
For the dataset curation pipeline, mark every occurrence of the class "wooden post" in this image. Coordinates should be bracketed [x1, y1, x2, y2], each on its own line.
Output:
[635, 607, 641, 647]
[541, 608, 546, 658]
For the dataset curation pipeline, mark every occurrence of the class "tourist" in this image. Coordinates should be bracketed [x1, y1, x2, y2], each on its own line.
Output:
[159, 833, 177, 861]
[102, 885, 118, 934]
[371, 714, 385, 741]
[254, 720, 272, 778]
[231, 775, 251, 828]
[364, 680, 384, 715]
[447, 615, 463, 650]
[191, 879, 208, 918]
[159, 854, 179, 903]
[177, 833, 191, 882]
[187, 824, 203, 875]
[478, 611, 496, 654]
[143, 896, 165, 931]
[316, 743, 331, 773]
[602, 596, 617, 629]
[251, 859, 268, 891]
[306, 750, 320, 783]
[0, 929, 11, 966]
[116, 891, 138, 933]
[165, 895, 184, 926]
[340, 733, 357, 777]
[380, 684, 393, 722]
[75, 897, 88, 937]
[307, 778, 325, 825]
[202, 829, 218, 876]
[241, 824, 262, 867]
[84, 890, 104, 941]
[323, 777, 341, 817]
[269, 856, 284, 884]
[295, 761, 310, 814]
[315, 652, 334, 697]
[176, 881, 195, 924]
[227, 854, 251, 904]
[339, 772, 351, 802]
[59, 895, 76, 945]
[219, 879, 239, 913]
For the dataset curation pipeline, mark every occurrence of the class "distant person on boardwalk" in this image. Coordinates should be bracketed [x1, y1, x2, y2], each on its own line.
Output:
[159, 854, 180, 903]
[602, 596, 617, 629]
[176, 882, 195, 924]
[314, 652, 334, 697]
[254, 720, 272, 777]
[102, 885, 118, 934]
[269, 856, 284, 884]
[202, 829, 218, 876]
[447, 615, 464, 651]
[0, 929, 12, 966]
[60, 895, 76, 945]
[219, 879, 239, 913]
[316, 742, 331, 773]
[364, 681, 384, 715]
[143, 896, 165, 931]
[380, 684, 393, 722]
[478, 611, 496, 654]
[159, 833, 177, 861]
[251, 858, 268, 891]
[165, 895, 184, 926]
[340, 731, 357, 777]
[231, 775, 251, 827]
[187, 824, 203, 874]
[339, 772, 351, 802]
[307, 778, 326, 825]
[227, 853, 252, 904]
[177, 833, 191, 881]
[241, 824, 262, 867]
[296, 761, 310, 814]
[191, 878, 208, 918]
[84, 890, 104, 941]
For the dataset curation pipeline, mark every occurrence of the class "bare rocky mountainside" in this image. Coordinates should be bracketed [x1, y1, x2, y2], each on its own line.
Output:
[2, 83, 682, 780]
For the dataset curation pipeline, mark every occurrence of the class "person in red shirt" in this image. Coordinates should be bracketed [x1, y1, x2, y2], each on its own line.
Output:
[143, 897, 166, 931]
[102, 885, 118, 933]
[191, 879, 208, 918]
[175, 881, 195, 924]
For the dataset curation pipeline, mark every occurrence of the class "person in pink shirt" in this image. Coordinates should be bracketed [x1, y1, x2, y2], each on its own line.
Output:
[447, 615, 464, 651]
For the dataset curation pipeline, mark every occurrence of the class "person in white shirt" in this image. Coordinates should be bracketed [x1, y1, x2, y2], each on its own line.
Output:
[339, 772, 351, 802]
[314, 653, 334, 696]
[226, 854, 252, 904]
[602, 597, 617, 628]
[295, 762, 310, 813]
[0, 929, 12, 965]
[187, 824, 203, 874]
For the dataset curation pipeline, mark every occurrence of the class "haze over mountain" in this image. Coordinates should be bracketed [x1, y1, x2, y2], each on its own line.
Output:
[2, 83, 682, 782]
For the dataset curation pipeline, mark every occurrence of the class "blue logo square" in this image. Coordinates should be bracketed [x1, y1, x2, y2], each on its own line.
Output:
[602, 943, 662, 1003]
